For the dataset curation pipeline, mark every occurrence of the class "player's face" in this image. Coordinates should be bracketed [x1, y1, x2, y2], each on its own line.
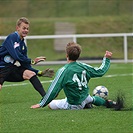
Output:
[16, 22, 29, 39]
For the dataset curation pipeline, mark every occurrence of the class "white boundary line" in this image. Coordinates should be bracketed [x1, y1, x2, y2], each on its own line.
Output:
[2, 73, 132, 88]
[104, 73, 133, 78]
[3, 80, 53, 88]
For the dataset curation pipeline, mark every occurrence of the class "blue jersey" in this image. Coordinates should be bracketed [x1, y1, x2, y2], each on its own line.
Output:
[0, 31, 38, 74]
[40, 57, 110, 107]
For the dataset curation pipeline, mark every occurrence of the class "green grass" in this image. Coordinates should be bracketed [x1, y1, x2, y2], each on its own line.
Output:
[0, 63, 132, 133]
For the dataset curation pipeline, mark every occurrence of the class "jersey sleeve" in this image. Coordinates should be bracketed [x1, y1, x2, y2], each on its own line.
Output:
[88, 57, 110, 78]
[39, 67, 66, 107]
[3, 34, 31, 64]
[20, 62, 39, 74]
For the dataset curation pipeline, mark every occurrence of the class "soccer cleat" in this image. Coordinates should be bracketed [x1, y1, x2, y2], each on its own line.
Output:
[105, 95, 124, 111]
[83, 103, 93, 109]
[105, 100, 116, 108]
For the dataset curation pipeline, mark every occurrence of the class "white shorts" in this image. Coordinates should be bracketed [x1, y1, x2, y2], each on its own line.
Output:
[48, 95, 93, 110]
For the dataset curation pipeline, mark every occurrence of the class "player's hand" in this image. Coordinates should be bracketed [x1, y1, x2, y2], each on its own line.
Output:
[31, 56, 46, 65]
[38, 68, 54, 78]
[30, 104, 40, 109]
[104, 51, 112, 59]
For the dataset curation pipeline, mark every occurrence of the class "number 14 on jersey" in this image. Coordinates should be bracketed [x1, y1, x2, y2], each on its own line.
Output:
[72, 70, 87, 90]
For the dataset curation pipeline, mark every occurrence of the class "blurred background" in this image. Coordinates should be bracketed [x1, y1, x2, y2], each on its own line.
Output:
[0, 0, 132, 61]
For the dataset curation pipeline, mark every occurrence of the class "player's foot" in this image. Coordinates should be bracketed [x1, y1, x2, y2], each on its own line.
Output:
[106, 95, 124, 111]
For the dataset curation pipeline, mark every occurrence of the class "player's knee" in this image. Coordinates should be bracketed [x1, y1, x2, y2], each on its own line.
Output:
[48, 101, 59, 110]
[23, 70, 36, 80]
[48, 104, 52, 109]
[0, 84, 2, 90]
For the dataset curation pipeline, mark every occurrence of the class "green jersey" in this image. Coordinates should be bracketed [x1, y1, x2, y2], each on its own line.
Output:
[40, 57, 110, 107]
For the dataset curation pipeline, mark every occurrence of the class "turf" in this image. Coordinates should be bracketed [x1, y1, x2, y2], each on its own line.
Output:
[0, 63, 132, 133]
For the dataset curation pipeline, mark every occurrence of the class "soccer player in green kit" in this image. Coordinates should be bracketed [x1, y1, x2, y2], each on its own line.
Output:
[31, 42, 123, 110]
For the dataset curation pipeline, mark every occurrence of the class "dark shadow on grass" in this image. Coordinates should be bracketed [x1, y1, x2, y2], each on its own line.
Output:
[121, 107, 133, 111]
[110, 107, 133, 111]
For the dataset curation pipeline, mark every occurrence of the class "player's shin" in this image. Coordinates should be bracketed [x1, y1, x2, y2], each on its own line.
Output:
[92, 96, 106, 106]
[29, 75, 46, 97]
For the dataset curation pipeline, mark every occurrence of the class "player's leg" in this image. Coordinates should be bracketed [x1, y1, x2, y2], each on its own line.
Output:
[83, 95, 93, 109]
[48, 99, 80, 110]
[0, 84, 1, 90]
[23, 69, 46, 97]
[0, 66, 12, 91]
[49, 97, 92, 110]
[48, 98, 68, 110]
[6, 66, 46, 97]
[92, 95, 115, 106]
[84, 95, 112, 107]
[92, 95, 124, 110]
[92, 96, 106, 106]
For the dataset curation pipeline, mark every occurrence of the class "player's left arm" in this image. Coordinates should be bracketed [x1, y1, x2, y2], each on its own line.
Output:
[89, 51, 112, 77]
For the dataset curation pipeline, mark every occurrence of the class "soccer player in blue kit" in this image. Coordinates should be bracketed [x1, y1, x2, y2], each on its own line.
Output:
[0, 17, 54, 97]
[31, 42, 123, 110]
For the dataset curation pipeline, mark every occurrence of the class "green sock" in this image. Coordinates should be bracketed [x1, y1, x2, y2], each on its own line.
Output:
[92, 96, 106, 106]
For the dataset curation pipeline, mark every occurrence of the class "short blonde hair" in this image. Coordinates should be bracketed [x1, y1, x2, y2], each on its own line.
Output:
[16, 17, 30, 26]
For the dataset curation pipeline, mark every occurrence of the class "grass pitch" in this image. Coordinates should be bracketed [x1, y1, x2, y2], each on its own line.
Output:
[0, 63, 132, 133]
